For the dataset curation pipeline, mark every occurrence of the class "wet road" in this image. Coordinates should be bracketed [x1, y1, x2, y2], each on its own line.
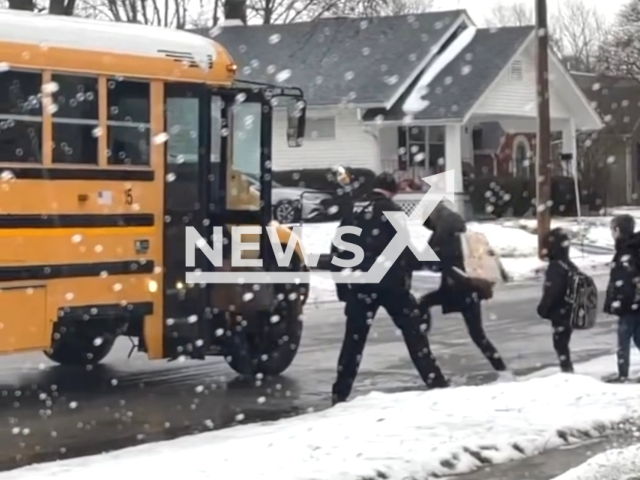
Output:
[0, 273, 623, 472]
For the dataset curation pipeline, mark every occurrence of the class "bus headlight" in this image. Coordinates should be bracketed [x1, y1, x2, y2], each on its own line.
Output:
[148, 280, 158, 293]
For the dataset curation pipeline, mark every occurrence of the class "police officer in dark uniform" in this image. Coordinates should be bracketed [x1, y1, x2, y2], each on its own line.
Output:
[330, 173, 449, 405]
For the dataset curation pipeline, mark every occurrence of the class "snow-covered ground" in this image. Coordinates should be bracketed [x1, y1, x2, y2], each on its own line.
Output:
[2, 374, 639, 480]
[503, 206, 640, 252]
[301, 220, 612, 303]
[550, 443, 640, 480]
[521, 346, 640, 382]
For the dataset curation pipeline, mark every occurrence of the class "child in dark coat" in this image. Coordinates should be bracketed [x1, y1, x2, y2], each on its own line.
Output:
[604, 214, 640, 382]
[537, 228, 575, 373]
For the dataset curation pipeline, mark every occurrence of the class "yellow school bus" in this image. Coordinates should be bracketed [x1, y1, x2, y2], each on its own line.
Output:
[0, 10, 310, 375]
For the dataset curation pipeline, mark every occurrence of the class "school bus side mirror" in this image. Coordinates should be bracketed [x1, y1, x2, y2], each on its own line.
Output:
[287, 98, 306, 148]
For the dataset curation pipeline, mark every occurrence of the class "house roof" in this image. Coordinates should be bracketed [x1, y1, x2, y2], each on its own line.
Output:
[361, 26, 534, 122]
[571, 72, 640, 135]
[195, 10, 466, 106]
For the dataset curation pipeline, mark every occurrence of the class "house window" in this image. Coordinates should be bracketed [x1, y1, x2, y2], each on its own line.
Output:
[397, 125, 445, 171]
[428, 126, 445, 172]
[510, 60, 523, 81]
[305, 117, 335, 140]
[398, 126, 426, 170]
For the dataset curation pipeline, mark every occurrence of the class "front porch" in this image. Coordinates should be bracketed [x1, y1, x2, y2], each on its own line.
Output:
[375, 115, 585, 217]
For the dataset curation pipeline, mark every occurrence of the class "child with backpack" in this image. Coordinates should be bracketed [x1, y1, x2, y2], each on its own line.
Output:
[537, 228, 576, 373]
[604, 214, 640, 383]
[537, 228, 598, 373]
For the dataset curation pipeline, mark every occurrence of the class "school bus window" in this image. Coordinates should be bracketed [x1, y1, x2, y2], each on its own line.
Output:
[0, 69, 42, 163]
[232, 102, 261, 177]
[166, 96, 198, 165]
[51, 74, 98, 164]
[211, 96, 222, 163]
[166, 93, 200, 211]
[106, 78, 150, 166]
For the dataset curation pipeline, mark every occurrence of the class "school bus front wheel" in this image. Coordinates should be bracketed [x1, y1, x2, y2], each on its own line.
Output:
[45, 325, 117, 366]
[213, 249, 308, 376]
[223, 311, 303, 376]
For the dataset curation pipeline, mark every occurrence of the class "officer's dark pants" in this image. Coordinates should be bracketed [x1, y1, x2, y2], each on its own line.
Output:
[617, 313, 640, 378]
[419, 289, 507, 372]
[332, 286, 448, 402]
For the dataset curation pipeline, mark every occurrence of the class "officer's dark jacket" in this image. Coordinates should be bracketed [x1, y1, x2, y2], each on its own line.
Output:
[537, 229, 573, 325]
[604, 231, 640, 316]
[330, 190, 416, 288]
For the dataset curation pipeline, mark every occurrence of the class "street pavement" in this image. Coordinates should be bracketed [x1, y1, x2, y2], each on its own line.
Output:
[0, 272, 628, 477]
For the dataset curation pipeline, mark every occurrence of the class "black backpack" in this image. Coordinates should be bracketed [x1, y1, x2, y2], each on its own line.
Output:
[562, 262, 598, 330]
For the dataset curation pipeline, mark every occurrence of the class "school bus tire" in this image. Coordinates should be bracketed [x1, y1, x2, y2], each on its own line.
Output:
[224, 313, 303, 377]
[224, 251, 306, 376]
[45, 332, 116, 366]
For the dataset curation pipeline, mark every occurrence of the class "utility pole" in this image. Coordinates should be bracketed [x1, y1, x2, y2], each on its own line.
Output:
[535, 0, 551, 258]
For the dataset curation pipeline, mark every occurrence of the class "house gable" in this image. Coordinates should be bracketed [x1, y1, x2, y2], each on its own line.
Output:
[468, 38, 602, 131]
[196, 10, 465, 107]
[471, 37, 570, 119]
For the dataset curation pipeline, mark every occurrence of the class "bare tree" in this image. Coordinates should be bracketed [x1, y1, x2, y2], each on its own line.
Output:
[484, 1, 532, 27]
[74, 0, 204, 28]
[552, 0, 609, 72]
[601, 0, 640, 81]
[246, 0, 433, 25]
[484, 0, 609, 73]
[7, 0, 76, 15]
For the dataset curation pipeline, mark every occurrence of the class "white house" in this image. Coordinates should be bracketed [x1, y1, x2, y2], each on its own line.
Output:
[205, 9, 603, 214]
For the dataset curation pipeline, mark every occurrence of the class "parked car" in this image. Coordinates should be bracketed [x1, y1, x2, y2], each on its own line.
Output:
[242, 172, 338, 224]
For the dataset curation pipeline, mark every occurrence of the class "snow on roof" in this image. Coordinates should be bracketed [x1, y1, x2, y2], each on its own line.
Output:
[403, 26, 477, 114]
[0, 10, 219, 70]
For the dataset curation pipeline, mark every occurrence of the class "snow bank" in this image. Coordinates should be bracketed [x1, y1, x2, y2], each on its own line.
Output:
[467, 221, 538, 257]
[308, 272, 338, 303]
[522, 347, 640, 382]
[551, 443, 640, 480]
[301, 221, 611, 302]
[2, 375, 640, 480]
[299, 221, 340, 255]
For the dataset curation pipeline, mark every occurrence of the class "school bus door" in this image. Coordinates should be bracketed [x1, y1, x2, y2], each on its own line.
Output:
[162, 83, 213, 359]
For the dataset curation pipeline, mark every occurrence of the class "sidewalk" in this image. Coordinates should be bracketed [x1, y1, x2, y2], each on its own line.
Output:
[456, 429, 640, 480]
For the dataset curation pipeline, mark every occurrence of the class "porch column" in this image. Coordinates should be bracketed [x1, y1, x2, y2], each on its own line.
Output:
[445, 124, 466, 215]
[561, 118, 577, 177]
[562, 117, 581, 217]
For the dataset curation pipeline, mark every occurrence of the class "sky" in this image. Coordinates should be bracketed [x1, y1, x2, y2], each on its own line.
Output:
[432, 0, 624, 25]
